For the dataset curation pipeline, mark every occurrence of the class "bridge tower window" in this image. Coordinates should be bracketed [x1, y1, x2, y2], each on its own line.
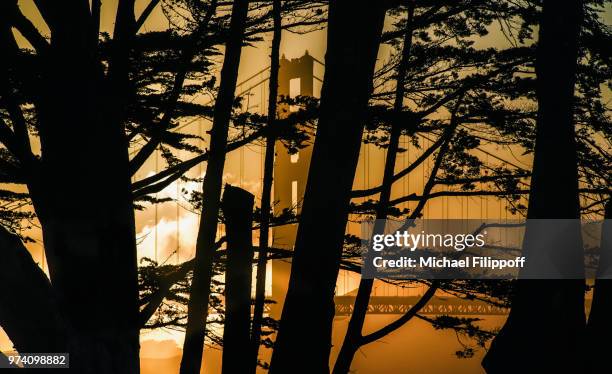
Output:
[291, 180, 298, 214]
[290, 152, 299, 163]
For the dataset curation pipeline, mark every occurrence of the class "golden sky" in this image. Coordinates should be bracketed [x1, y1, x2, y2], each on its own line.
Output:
[3, 2, 610, 372]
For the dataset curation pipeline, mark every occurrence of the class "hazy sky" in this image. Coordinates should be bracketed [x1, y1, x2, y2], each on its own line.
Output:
[4, 2, 610, 372]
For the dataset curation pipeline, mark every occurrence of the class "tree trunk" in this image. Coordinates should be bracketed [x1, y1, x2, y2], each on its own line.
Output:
[15, 3, 141, 372]
[268, 3, 387, 373]
[221, 185, 255, 374]
[333, 4, 414, 372]
[0, 226, 67, 354]
[0, 352, 14, 369]
[180, 1, 250, 373]
[483, 1, 585, 372]
[335, 106, 458, 374]
[586, 200, 612, 373]
[250, 0, 282, 371]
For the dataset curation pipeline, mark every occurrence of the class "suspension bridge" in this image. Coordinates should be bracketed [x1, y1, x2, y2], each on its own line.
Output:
[145, 51, 528, 316]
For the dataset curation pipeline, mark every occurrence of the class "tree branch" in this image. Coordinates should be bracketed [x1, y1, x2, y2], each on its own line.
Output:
[129, 135, 158, 175]
[0, 118, 23, 160]
[434, 173, 530, 186]
[351, 129, 448, 198]
[361, 283, 439, 345]
[139, 258, 195, 327]
[387, 188, 609, 206]
[130, 0, 219, 176]
[352, 58, 527, 199]
[132, 129, 263, 197]
[32, 0, 60, 34]
[0, 13, 37, 169]
[135, 0, 161, 32]
[9, 3, 50, 54]
[91, 0, 101, 46]
[138, 240, 296, 328]
[2, 97, 35, 167]
[381, 3, 475, 43]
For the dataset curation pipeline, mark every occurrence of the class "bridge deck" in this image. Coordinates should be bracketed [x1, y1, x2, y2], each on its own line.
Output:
[334, 295, 508, 316]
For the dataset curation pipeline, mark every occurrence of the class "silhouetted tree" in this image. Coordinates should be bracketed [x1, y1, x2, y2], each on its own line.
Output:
[269, 2, 388, 372]
[180, 0, 251, 373]
[1, 0, 607, 372]
[333, 3, 416, 371]
[335, 0, 609, 369]
[0, 0, 268, 372]
[221, 185, 255, 374]
[587, 200, 612, 373]
[0, 1, 144, 371]
[333, 1, 534, 367]
[483, 0, 587, 372]
[251, 0, 282, 372]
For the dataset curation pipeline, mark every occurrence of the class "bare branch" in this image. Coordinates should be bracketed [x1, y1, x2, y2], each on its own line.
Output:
[351, 129, 448, 198]
[135, 0, 161, 33]
[132, 129, 263, 197]
[361, 283, 439, 345]
[10, 3, 49, 54]
[129, 135, 158, 175]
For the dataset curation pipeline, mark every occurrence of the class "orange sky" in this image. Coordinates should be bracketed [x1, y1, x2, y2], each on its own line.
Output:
[3, 2, 610, 372]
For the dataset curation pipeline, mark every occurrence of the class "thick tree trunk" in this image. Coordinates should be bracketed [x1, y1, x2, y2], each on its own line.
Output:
[33, 135, 139, 374]
[268, 2, 387, 373]
[180, 1, 250, 373]
[586, 200, 612, 373]
[483, 1, 585, 372]
[27, 93, 140, 374]
[15, 3, 141, 373]
[221, 185, 255, 374]
[333, 4, 414, 373]
[250, 1, 282, 371]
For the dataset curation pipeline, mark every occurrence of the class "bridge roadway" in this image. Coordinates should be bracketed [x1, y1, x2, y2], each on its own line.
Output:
[333, 295, 508, 316]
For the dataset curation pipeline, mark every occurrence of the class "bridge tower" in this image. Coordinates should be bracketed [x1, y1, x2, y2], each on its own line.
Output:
[270, 52, 315, 317]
